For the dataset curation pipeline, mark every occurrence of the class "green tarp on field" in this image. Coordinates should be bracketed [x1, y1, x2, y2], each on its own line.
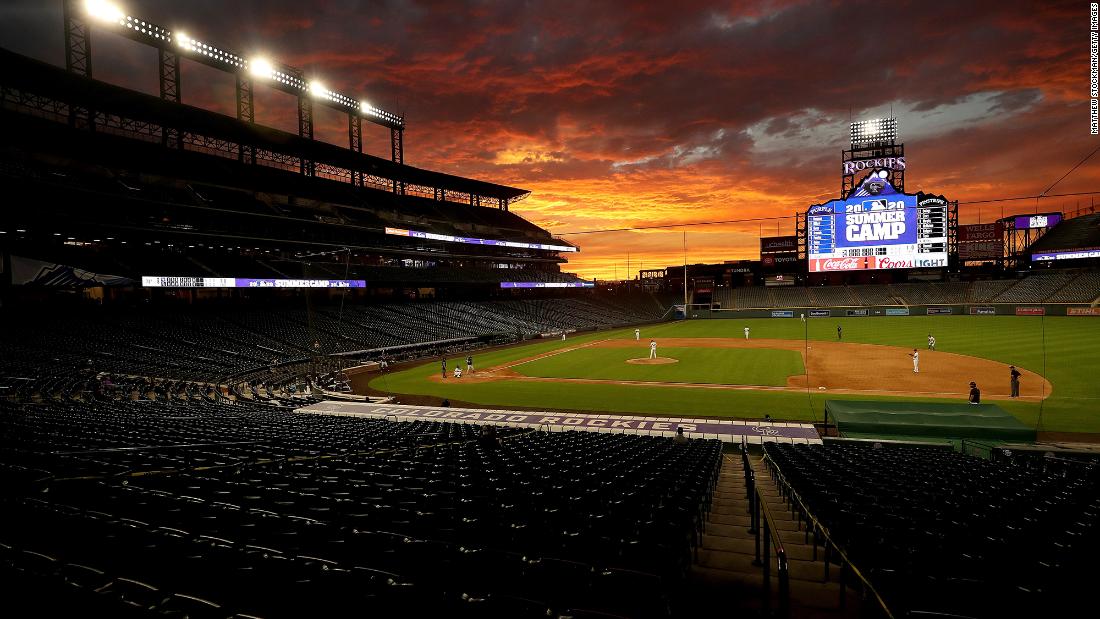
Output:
[825, 400, 1036, 442]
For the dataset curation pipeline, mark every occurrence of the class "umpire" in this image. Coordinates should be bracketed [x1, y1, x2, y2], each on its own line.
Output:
[1009, 366, 1021, 397]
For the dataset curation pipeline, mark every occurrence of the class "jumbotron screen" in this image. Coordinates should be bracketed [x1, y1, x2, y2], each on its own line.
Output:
[807, 177, 948, 272]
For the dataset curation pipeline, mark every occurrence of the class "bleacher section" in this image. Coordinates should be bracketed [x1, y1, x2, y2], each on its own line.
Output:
[991, 272, 1078, 303]
[0, 398, 722, 618]
[1046, 272, 1100, 303]
[846, 284, 900, 306]
[764, 442, 1096, 617]
[969, 279, 1017, 302]
[806, 286, 856, 306]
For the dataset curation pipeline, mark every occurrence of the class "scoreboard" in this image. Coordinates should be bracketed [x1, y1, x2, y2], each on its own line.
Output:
[808, 193, 949, 272]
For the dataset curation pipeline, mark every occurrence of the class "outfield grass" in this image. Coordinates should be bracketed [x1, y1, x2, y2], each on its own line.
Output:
[514, 346, 803, 386]
[369, 316, 1100, 433]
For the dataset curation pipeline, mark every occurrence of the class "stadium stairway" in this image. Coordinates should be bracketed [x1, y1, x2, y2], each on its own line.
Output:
[677, 452, 860, 618]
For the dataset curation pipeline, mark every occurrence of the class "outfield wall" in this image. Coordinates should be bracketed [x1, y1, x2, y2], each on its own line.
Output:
[697, 303, 1100, 319]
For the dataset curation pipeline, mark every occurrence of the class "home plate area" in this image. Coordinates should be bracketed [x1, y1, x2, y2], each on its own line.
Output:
[298, 401, 822, 444]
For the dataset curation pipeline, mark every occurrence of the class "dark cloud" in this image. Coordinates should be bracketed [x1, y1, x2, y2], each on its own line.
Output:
[0, 0, 1087, 278]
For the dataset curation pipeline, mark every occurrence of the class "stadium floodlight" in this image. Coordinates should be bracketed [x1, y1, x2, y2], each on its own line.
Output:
[75, 2, 404, 127]
[850, 117, 897, 147]
[85, 0, 124, 22]
[248, 57, 274, 79]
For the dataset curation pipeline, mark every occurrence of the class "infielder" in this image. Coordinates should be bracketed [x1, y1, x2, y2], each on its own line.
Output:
[909, 349, 919, 373]
[634, 328, 640, 341]
[744, 326, 750, 340]
[837, 325, 842, 340]
[649, 339, 657, 359]
[927, 334, 936, 351]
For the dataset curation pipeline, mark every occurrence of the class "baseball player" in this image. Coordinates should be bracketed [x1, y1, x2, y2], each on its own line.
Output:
[441, 357, 447, 379]
[837, 325, 842, 340]
[927, 334, 936, 351]
[744, 326, 750, 340]
[969, 381, 981, 404]
[1010, 366, 1021, 397]
[561, 331, 566, 341]
[466, 355, 474, 373]
[634, 328, 640, 341]
[909, 349, 919, 373]
[800, 313, 805, 323]
[649, 339, 657, 359]
[454, 366, 462, 379]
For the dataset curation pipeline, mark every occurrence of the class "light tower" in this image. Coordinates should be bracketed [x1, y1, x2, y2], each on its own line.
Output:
[842, 117, 903, 198]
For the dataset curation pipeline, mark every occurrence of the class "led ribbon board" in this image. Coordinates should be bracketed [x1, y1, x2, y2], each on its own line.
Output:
[142, 277, 366, 288]
[500, 282, 595, 288]
[807, 173, 949, 272]
[385, 227, 577, 252]
[1031, 249, 1100, 261]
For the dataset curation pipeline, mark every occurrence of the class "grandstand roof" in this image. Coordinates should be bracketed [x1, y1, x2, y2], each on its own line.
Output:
[0, 48, 530, 204]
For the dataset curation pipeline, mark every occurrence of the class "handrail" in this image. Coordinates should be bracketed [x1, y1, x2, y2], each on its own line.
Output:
[761, 449, 895, 619]
[753, 483, 790, 619]
[739, 436, 790, 618]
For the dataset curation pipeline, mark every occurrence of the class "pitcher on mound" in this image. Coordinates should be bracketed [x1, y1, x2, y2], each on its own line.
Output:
[649, 339, 657, 359]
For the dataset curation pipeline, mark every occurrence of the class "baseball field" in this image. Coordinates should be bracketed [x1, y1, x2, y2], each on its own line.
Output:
[366, 316, 1100, 434]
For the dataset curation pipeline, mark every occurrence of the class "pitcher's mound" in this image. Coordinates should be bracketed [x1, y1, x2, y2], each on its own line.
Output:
[626, 357, 679, 365]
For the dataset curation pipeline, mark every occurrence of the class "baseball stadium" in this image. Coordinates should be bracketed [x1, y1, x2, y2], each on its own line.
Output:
[1, 1, 1098, 618]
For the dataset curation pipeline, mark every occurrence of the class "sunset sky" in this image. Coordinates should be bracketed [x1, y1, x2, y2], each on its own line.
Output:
[1, 0, 1096, 279]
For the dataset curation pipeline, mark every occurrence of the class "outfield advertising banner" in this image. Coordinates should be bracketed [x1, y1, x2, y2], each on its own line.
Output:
[1067, 307, 1100, 316]
[809, 309, 832, 317]
[927, 307, 954, 315]
[760, 236, 798, 253]
[969, 306, 997, 315]
[771, 310, 795, 318]
[1015, 307, 1046, 316]
[807, 177, 949, 272]
[958, 223, 1003, 242]
[885, 308, 910, 316]
[845, 309, 869, 317]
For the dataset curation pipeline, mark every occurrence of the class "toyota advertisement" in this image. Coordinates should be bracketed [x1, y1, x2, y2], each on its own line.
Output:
[807, 179, 949, 272]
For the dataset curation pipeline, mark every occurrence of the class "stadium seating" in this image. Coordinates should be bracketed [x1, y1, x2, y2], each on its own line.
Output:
[763, 442, 1096, 617]
[991, 272, 1078, 303]
[847, 285, 900, 306]
[1045, 272, 1100, 303]
[807, 285, 857, 306]
[969, 279, 1017, 302]
[0, 396, 722, 618]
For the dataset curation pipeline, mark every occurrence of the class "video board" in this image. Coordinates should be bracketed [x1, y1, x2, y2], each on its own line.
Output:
[807, 174, 949, 272]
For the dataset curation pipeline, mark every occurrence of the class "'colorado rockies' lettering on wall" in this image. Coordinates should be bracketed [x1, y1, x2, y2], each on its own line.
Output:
[297, 401, 822, 444]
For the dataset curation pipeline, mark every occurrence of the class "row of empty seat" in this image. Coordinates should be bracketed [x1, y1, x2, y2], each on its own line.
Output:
[763, 442, 1096, 617]
[1, 394, 722, 618]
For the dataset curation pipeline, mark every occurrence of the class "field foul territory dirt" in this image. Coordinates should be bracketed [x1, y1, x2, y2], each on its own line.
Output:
[427, 338, 1053, 402]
